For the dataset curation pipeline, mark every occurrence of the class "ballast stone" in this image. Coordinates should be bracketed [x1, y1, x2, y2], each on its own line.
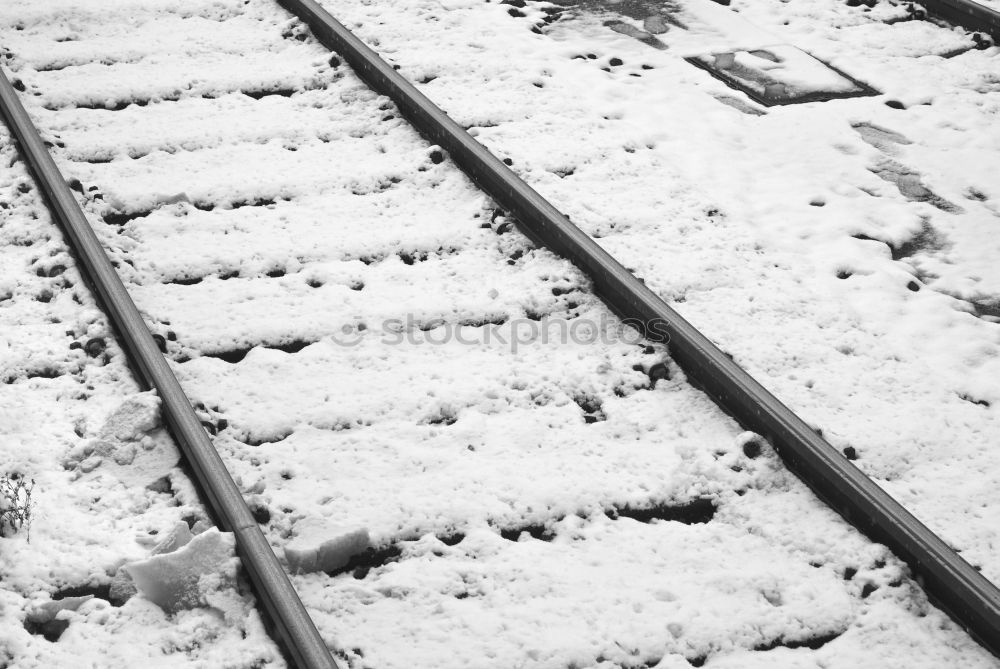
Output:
[284, 520, 370, 574]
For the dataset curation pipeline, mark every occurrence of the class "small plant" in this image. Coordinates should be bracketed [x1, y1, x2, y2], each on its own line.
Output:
[0, 474, 35, 539]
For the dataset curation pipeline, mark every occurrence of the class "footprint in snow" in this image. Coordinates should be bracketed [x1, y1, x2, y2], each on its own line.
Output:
[868, 159, 963, 213]
[851, 123, 962, 213]
[851, 121, 912, 154]
[604, 20, 668, 49]
[535, 0, 684, 48]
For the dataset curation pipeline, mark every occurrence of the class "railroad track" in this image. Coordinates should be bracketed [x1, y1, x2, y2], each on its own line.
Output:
[1, 0, 998, 668]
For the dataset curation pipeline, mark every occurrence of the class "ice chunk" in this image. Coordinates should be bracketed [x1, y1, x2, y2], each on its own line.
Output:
[109, 566, 137, 605]
[160, 192, 190, 205]
[27, 595, 93, 623]
[79, 455, 102, 473]
[151, 520, 193, 555]
[99, 392, 161, 441]
[68, 392, 175, 481]
[125, 527, 237, 613]
[283, 520, 369, 574]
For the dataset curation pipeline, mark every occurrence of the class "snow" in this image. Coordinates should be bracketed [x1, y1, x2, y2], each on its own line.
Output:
[61, 392, 181, 488]
[26, 595, 93, 624]
[0, 96, 280, 669]
[284, 520, 370, 574]
[150, 520, 195, 555]
[125, 528, 238, 614]
[1, 0, 999, 667]
[309, 0, 1000, 572]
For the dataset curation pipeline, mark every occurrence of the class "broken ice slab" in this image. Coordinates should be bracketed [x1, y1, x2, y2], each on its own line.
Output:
[686, 45, 877, 106]
[125, 527, 237, 613]
[27, 595, 94, 624]
[283, 520, 370, 574]
[151, 520, 194, 555]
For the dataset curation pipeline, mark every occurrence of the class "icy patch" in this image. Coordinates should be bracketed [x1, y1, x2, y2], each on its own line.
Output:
[151, 520, 195, 555]
[125, 527, 237, 613]
[27, 595, 93, 624]
[284, 519, 370, 574]
[108, 520, 195, 606]
[98, 392, 161, 441]
[63, 392, 180, 486]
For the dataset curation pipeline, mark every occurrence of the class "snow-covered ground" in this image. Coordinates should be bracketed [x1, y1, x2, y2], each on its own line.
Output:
[313, 0, 1000, 585]
[0, 125, 280, 665]
[1, 0, 998, 667]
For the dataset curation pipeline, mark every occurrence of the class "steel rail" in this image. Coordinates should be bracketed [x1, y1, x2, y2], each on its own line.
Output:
[279, 0, 1000, 655]
[915, 0, 1000, 40]
[0, 67, 339, 669]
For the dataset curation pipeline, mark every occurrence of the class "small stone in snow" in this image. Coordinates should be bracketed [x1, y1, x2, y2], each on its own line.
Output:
[250, 502, 271, 525]
[284, 520, 370, 574]
[84, 338, 106, 357]
[648, 362, 670, 384]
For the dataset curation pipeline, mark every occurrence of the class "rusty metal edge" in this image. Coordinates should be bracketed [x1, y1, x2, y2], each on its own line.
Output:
[915, 0, 1000, 40]
[278, 0, 1000, 656]
[0, 65, 338, 669]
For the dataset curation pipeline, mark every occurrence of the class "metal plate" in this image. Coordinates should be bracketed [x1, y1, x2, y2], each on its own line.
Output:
[686, 45, 878, 106]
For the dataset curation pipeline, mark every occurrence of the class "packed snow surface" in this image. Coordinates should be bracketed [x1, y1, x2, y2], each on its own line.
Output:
[284, 521, 370, 574]
[313, 0, 1000, 580]
[0, 126, 280, 665]
[1, 0, 999, 667]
